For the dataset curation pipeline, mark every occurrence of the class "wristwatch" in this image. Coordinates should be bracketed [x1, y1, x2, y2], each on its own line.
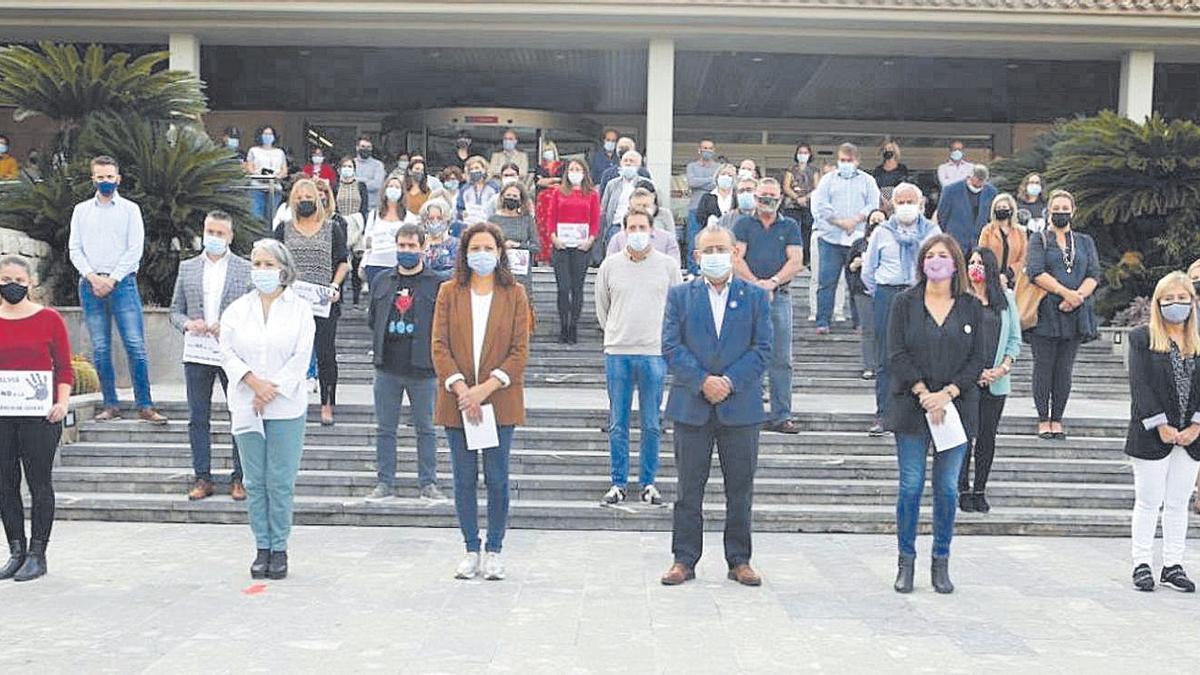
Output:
[770, 275, 782, 288]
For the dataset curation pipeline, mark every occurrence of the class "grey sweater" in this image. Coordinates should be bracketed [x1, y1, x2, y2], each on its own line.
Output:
[595, 249, 683, 355]
[686, 160, 719, 210]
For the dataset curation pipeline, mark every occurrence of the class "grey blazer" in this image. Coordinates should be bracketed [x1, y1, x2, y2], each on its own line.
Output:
[169, 253, 253, 332]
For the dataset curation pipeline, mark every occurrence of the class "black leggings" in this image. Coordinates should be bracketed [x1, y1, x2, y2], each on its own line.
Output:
[0, 417, 61, 543]
[960, 391, 1006, 494]
[1028, 335, 1081, 422]
[315, 312, 339, 406]
[553, 248, 589, 330]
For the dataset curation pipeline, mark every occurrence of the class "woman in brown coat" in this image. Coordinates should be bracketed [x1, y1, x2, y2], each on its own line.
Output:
[976, 192, 1028, 289]
[432, 222, 530, 582]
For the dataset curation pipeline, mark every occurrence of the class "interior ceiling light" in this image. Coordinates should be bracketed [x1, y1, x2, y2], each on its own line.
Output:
[751, 56, 764, 63]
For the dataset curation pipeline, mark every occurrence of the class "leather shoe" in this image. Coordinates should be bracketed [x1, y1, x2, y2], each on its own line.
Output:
[187, 479, 214, 501]
[267, 550, 288, 580]
[727, 563, 762, 586]
[660, 562, 695, 586]
[766, 419, 801, 434]
[138, 408, 169, 425]
[93, 406, 121, 422]
[230, 480, 247, 501]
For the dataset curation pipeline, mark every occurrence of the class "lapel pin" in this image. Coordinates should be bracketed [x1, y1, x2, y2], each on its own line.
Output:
[730, 301, 738, 309]
[964, 324, 972, 334]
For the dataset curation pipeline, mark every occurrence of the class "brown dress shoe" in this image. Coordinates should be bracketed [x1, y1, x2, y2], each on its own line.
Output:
[660, 563, 695, 586]
[93, 406, 121, 422]
[138, 408, 168, 425]
[727, 563, 762, 586]
[230, 480, 247, 501]
[187, 479, 215, 501]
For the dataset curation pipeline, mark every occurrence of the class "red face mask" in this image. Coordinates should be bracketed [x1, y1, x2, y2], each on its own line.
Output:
[968, 264, 986, 283]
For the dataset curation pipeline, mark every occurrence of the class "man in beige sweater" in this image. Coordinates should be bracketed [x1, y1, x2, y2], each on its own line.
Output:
[595, 208, 684, 507]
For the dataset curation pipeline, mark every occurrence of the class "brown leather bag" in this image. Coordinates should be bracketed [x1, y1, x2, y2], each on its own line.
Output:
[1014, 232, 1047, 330]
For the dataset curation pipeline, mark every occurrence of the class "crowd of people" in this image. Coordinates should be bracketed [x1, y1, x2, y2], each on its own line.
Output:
[0, 132, 1197, 597]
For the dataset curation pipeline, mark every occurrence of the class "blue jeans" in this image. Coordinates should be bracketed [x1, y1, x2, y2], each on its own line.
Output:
[604, 354, 666, 488]
[250, 185, 281, 228]
[236, 416, 306, 551]
[872, 284, 905, 419]
[816, 239, 851, 329]
[184, 362, 241, 481]
[768, 292, 794, 423]
[448, 425, 514, 553]
[895, 431, 967, 559]
[374, 370, 438, 488]
[78, 275, 153, 408]
[686, 209, 702, 275]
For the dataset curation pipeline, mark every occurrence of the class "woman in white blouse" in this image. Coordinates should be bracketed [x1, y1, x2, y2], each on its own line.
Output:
[220, 239, 315, 581]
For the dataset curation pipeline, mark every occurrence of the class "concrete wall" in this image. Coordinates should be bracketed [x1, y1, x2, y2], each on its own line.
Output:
[58, 306, 186, 388]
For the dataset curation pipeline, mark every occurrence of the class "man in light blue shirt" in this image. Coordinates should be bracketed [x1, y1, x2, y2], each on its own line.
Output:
[685, 139, 719, 275]
[809, 142, 880, 333]
[68, 155, 166, 423]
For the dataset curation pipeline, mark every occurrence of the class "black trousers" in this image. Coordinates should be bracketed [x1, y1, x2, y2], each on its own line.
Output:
[1028, 335, 1081, 422]
[315, 312, 339, 406]
[552, 248, 589, 330]
[671, 418, 760, 568]
[960, 391, 1006, 494]
[782, 208, 813, 267]
[0, 417, 61, 543]
[346, 251, 364, 305]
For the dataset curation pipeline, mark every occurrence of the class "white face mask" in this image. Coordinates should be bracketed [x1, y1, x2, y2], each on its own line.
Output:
[894, 203, 921, 224]
[627, 231, 651, 252]
[738, 169, 754, 180]
[567, 171, 584, 186]
[542, 150, 555, 161]
[385, 186, 403, 202]
[311, 155, 323, 165]
[501, 176, 519, 185]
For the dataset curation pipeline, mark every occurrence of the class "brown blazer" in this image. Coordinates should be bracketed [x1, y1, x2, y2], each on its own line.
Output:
[432, 279, 531, 428]
[978, 221, 1028, 277]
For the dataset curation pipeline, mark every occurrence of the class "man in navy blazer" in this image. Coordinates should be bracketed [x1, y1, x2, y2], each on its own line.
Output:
[660, 224, 772, 587]
[935, 164, 996, 254]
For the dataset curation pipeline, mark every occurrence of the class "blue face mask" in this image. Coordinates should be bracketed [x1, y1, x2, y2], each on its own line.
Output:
[203, 234, 228, 256]
[700, 252, 733, 280]
[1161, 302, 1193, 325]
[619, 165, 639, 180]
[251, 268, 281, 294]
[0, 144, 8, 154]
[503, 139, 517, 151]
[950, 149, 964, 162]
[260, 133, 275, 146]
[467, 251, 498, 276]
[837, 161, 856, 178]
[603, 140, 616, 152]
[736, 192, 756, 211]
[396, 251, 422, 270]
[700, 150, 715, 161]
[443, 179, 460, 192]
[96, 180, 118, 196]
[226, 138, 239, 151]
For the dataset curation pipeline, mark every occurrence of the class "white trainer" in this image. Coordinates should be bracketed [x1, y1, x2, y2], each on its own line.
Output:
[483, 552, 506, 581]
[454, 552, 480, 580]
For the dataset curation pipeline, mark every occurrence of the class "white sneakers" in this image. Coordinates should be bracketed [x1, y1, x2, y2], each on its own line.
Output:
[455, 552, 480, 579]
[454, 551, 505, 581]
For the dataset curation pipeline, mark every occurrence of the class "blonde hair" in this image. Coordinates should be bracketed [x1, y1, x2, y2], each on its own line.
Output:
[1047, 188, 1076, 212]
[989, 192, 1019, 224]
[1188, 258, 1200, 279]
[1148, 271, 1200, 356]
[287, 178, 330, 224]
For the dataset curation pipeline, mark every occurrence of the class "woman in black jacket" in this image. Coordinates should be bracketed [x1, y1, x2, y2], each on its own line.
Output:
[1125, 271, 1200, 593]
[886, 233, 988, 595]
[695, 163, 738, 231]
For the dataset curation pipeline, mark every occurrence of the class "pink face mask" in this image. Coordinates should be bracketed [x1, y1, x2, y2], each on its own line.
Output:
[924, 256, 956, 282]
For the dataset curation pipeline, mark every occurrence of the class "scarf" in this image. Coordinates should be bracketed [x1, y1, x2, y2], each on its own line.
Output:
[882, 215, 934, 283]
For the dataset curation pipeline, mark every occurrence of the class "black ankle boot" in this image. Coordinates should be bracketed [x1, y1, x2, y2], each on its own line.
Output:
[267, 550, 288, 580]
[958, 492, 976, 513]
[250, 549, 270, 579]
[975, 492, 991, 514]
[0, 540, 25, 580]
[13, 539, 46, 582]
[931, 556, 954, 594]
[894, 554, 915, 593]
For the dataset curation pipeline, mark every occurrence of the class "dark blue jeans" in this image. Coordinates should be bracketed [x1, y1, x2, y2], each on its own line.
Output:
[686, 209, 702, 275]
[184, 362, 242, 481]
[604, 354, 666, 488]
[448, 425, 514, 553]
[895, 430, 967, 559]
[816, 239, 851, 329]
[373, 370, 437, 488]
[872, 284, 905, 419]
[78, 275, 153, 408]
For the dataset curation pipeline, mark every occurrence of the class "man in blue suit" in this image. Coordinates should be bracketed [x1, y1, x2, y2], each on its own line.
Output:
[935, 164, 996, 254]
[660, 224, 772, 587]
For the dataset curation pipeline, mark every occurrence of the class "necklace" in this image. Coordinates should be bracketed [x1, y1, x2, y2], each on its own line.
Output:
[1060, 231, 1076, 274]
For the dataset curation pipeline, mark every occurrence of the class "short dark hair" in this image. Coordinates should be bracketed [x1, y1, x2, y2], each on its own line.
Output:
[0, 133, 9, 144]
[603, 128, 619, 139]
[623, 207, 654, 229]
[396, 222, 426, 247]
[357, 135, 373, 144]
[90, 155, 119, 172]
[223, 126, 241, 138]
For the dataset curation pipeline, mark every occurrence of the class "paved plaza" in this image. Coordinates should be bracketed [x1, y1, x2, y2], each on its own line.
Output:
[2, 522, 1196, 673]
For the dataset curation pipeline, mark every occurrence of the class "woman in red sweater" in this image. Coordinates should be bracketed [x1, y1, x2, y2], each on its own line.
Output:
[544, 157, 601, 344]
[303, 146, 337, 185]
[0, 255, 73, 582]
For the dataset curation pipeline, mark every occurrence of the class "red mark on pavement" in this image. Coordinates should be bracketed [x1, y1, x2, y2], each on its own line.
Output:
[242, 583, 268, 596]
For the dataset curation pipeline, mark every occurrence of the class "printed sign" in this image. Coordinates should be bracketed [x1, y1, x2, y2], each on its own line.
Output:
[291, 280, 334, 318]
[556, 222, 589, 249]
[0, 370, 53, 417]
[507, 248, 530, 276]
[182, 333, 223, 367]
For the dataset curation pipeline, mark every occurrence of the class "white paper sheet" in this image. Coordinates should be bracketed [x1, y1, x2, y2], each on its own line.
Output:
[507, 249, 530, 276]
[0, 370, 53, 417]
[291, 280, 334, 318]
[182, 333, 223, 366]
[464, 404, 500, 451]
[926, 403, 968, 453]
[556, 222, 589, 249]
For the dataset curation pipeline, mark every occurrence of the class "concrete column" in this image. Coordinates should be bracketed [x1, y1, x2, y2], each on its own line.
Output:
[645, 38, 675, 212]
[169, 32, 201, 77]
[1118, 50, 1155, 122]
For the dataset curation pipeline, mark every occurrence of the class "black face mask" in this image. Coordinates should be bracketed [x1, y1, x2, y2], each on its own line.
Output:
[502, 197, 521, 211]
[882, 150, 895, 161]
[296, 200, 318, 218]
[357, 148, 372, 159]
[1050, 213, 1072, 229]
[994, 209, 1012, 221]
[0, 282, 28, 305]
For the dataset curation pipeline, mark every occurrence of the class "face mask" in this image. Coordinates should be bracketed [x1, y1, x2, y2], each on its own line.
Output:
[502, 197, 521, 211]
[700, 150, 715, 161]
[467, 251, 498, 276]
[502, 139, 517, 151]
[567, 171, 584, 186]
[0, 144, 8, 154]
[469, 170, 485, 183]
[1162, 302, 1193, 325]
[717, 175, 734, 190]
[967, 264, 986, 283]
[261, 134, 275, 146]
[542, 151, 555, 162]
[757, 195, 780, 213]
[225, 138, 239, 151]
[501, 176, 518, 186]
[994, 208, 1012, 221]
[627, 231, 651, 252]
[203, 234, 228, 256]
[311, 155, 323, 165]
[700, 252, 732, 280]
[426, 221, 448, 237]
[837, 161, 856, 178]
[443, 179, 460, 192]
[882, 150, 896, 161]
[396, 160, 409, 171]
[967, 182, 983, 194]
[0, 282, 28, 305]
[796, 153, 810, 164]
[427, 177, 443, 193]
[895, 203, 921, 224]
[251, 268, 281, 294]
[603, 140, 616, 152]
[619, 166, 639, 180]
[736, 192, 756, 211]
[923, 256, 956, 282]
[456, 138, 471, 149]
[738, 169, 754, 180]
[385, 186, 403, 203]
[357, 148, 372, 159]
[396, 251, 422, 270]
[96, 180, 118, 196]
[950, 149, 964, 162]
[339, 166, 355, 180]
[1050, 213, 1072, 229]
[296, 200, 318, 218]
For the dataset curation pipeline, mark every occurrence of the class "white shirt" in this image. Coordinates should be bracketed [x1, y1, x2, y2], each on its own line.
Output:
[706, 280, 730, 338]
[614, 179, 636, 222]
[362, 211, 405, 268]
[201, 252, 229, 326]
[937, 160, 975, 188]
[717, 191, 734, 215]
[247, 146, 287, 180]
[471, 291, 493, 382]
[220, 288, 316, 435]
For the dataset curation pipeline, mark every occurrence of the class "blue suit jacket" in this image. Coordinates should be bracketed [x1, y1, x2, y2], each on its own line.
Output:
[662, 277, 772, 427]
[936, 180, 997, 253]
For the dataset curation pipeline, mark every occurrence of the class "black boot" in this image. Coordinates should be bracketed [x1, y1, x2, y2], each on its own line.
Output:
[267, 550, 288, 580]
[975, 492, 991, 514]
[567, 317, 578, 344]
[931, 556, 954, 594]
[893, 554, 915, 593]
[0, 540, 25, 580]
[13, 539, 46, 582]
[250, 549, 270, 579]
[958, 492, 976, 513]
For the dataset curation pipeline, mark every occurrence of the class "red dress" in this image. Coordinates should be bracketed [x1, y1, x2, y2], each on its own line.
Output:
[534, 161, 564, 263]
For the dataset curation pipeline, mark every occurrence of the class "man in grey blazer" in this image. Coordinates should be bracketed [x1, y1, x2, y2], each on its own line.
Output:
[169, 210, 253, 501]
